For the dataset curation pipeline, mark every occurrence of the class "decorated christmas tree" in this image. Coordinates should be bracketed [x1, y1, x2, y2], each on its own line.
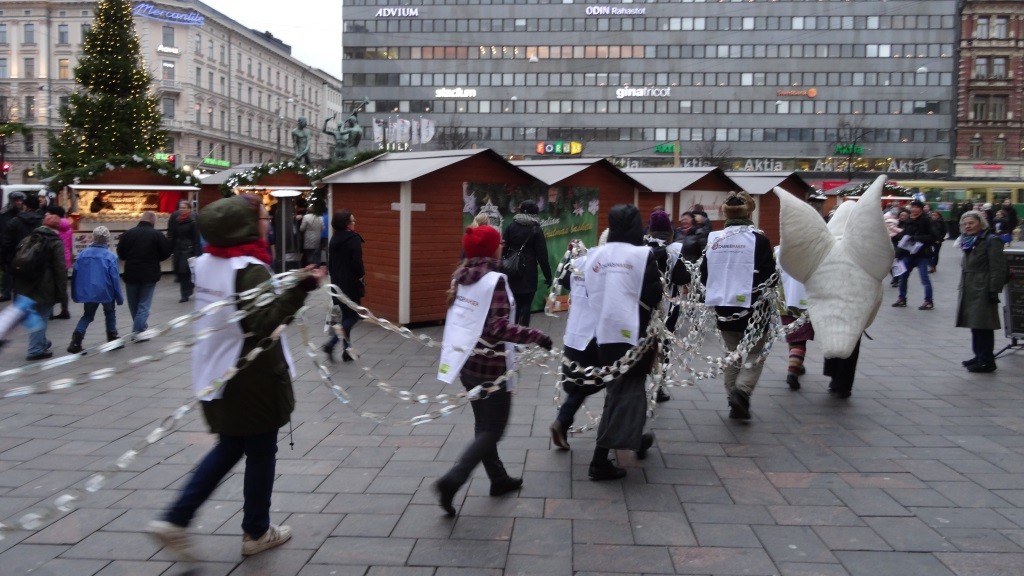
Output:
[47, 0, 165, 172]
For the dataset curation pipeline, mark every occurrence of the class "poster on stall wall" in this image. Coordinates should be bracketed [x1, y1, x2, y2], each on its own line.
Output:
[679, 190, 732, 223]
[462, 182, 600, 311]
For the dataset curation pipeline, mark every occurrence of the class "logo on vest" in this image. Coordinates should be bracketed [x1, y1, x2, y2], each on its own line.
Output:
[592, 262, 601, 273]
[710, 240, 746, 251]
[456, 295, 480, 307]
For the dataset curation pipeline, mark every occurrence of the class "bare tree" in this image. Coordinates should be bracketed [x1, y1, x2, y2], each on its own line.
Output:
[433, 115, 474, 150]
[831, 117, 872, 181]
[692, 133, 731, 170]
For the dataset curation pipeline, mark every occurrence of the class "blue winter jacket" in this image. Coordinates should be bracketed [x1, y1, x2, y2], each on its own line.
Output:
[72, 244, 124, 305]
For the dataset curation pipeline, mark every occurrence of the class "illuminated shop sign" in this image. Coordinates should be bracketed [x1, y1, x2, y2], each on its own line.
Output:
[536, 141, 583, 155]
[202, 157, 231, 168]
[654, 143, 677, 154]
[156, 44, 180, 54]
[616, 86, 671, 99]
[435, 87, 477, 98]
[154, 153, 176, 163]
[835, 144, 864, 155]
[375, 7, 419, 17]
[585, 6, 647, 15]
[133, 3, 205, 26]
[776, 88, 817, 98]
[740, 158, 785, 171]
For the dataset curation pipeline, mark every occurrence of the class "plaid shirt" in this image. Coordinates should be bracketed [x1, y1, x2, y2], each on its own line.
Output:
[456, 258, 550, 382]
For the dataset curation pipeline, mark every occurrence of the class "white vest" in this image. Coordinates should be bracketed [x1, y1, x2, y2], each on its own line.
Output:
[191, 255, 294, 400]
[704, 226, 757, 308]
[775, 246, 809, 309]
[585, 243, 649, 345]
[437, 271, 517, 388]
[665, 241, 682, 273]
[563, 254, 597, 351]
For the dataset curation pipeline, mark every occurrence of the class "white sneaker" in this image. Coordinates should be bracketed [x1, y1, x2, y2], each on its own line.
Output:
[146, 520, 196, 563]
[241, 524, 292, 556]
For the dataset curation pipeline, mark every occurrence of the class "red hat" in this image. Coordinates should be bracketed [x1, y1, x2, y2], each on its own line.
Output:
[462, 225, 501, 258]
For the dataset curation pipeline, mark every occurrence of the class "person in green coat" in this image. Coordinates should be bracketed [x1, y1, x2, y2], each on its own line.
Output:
[955, 210, 1008, 373]
[147, 195, 325, 562]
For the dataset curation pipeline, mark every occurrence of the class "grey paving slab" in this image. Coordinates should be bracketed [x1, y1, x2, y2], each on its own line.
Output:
[0, 246, 1023, 574]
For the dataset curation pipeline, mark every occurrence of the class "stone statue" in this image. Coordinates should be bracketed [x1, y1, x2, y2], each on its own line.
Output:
[291, 116, 312, 164]
[323, 97, 369, 163]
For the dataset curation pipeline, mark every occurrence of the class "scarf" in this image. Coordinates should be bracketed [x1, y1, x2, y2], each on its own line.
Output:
[960, 233, 979, 252]
[679, 224, 693, 235]
[204, 239, 273, 265]
[178, 211, 192, 223]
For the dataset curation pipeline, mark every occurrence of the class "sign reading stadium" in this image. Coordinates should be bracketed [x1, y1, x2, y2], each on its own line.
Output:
[435, 87, 477, 98]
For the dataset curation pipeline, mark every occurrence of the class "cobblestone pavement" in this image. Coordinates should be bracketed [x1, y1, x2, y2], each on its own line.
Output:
[1, 244, 1023, 575]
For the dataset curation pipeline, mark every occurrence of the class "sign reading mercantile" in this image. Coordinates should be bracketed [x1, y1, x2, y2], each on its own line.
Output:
[133, 3, 205, 26]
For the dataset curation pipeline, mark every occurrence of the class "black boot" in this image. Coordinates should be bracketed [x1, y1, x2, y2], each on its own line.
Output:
[485, 460, 523, 496]
[67, 331, 85, 354]
[106, 331, 124, 351]
[433, 477, 459, 516]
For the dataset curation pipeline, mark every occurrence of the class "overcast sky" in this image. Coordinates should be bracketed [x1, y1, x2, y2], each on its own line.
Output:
[202, 0, 343, 78]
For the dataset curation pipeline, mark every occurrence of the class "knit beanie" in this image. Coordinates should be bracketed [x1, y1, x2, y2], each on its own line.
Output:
[92, 225, 111, 244]
[648, 209, 672, 233]
[462, 225, 501, 258]
[722, 191, 756, 220]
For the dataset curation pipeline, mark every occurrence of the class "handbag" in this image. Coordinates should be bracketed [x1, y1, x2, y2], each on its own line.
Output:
[502, 228, 534, 281]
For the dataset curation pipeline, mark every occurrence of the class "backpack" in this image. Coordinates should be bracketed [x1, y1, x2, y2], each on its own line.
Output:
[11, 231, 51, 279]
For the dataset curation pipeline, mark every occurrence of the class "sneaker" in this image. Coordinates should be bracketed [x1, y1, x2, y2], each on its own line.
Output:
[966, 362, 997, 373]
[434, 478, 458, 516]
[655, 386, 671, 403]
[146, 520, 196, 563]
[727, 389, 751, 420]
[321, 343, 335, 364]
[962, 357, 979, 367]
[241, 524, 292, 556]
[549, 421, 570, 450]
[25, 351, 53, 361]
[342, 349, 354, 362]
[918, 300, 934, 310]
[786, 373, 801, 390]
[891, 298, 907, 308]
[636, 432, 655, 460]
[588, 460, 627, 481]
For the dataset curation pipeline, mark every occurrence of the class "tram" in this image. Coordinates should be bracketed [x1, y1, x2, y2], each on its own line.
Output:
[892, 179, 1024, 216]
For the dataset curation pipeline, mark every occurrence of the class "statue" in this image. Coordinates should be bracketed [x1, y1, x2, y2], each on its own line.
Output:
[323, 97, 369, 162]
[291, 116, 312, 165]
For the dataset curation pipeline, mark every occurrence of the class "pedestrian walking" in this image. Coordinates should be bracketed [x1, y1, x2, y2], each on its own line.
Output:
[117, 211, 172, 336]
[0, 190, 27, 301]
[892, 200, 936, 310]
[322, 210, 364, 362]
[928, 210, 946, 273]
[585, 204, 662, 480]
[955, 210, 1007, 373]
[700, 192, 777, 420]
[67, 227, 124, 354]
[299, 207, 323, 266]
[434, 224, 552, 516]
[501, 200, 552, 326]
[167, 200, 201, 302]
[146, 194, 325, 562]
[777, 246, 813, 391]
[11, 213, 67, 361]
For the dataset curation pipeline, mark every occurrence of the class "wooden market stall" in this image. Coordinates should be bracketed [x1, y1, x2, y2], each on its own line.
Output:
[623, 167, 742, 228]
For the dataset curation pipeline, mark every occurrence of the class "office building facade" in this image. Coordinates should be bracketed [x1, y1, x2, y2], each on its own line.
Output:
[342, 0, 958, 178]
[955, 0, 1024, 179]
[0, 1, 343, 184]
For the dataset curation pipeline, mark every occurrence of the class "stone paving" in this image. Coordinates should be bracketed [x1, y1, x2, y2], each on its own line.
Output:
[1, 244, 1023, 575]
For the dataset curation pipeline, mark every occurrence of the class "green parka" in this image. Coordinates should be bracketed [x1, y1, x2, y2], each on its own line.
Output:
[956, 231, 1007, 331]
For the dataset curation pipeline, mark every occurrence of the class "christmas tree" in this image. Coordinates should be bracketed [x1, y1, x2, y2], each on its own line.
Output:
[47, 0, 165, 172]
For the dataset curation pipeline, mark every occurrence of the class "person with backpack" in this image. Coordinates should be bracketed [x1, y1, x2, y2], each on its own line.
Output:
[12, 213, 67, 361]
[501, 200, 552, 326]
[66, 227, 124, 354]
[0, 191, 27, 302]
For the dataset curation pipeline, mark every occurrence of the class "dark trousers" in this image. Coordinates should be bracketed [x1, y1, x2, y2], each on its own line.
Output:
[177, 272, 194, 300]
[325, 300, 360, 352]
[555, 340, 602, 431]
[971, 329, 995, 364]
[438, 374, 512, 490]
[0, 269, 12, 299]
[512, 291, 535, 326]
[164, 430, 278, 538]
[823, 337, 861, 394]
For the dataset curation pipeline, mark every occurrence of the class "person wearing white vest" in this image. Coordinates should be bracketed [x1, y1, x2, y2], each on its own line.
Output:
[586, 204, 663, 481]
[434, 225, 552, 517]
[699, 191, 777, 421]
[776, 246, 814, 391]
[147, 195, 325, 562]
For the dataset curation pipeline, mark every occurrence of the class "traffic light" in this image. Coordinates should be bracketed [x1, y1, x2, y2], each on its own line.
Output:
[1, 161, 11, 184]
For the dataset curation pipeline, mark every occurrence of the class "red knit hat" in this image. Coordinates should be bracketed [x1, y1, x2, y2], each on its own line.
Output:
[462, 225, 501, 258]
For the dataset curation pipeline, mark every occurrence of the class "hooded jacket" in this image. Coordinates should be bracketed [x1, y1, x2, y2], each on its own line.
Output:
[12, 225, 68, 304]
[1, 210, 44, 268]
[502, 213, 553, 294]
[328, 228, 365, 301]
[196, 196, 316, 435]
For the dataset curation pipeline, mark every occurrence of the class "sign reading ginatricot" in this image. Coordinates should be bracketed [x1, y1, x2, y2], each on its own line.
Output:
[616, 87, 671, 99]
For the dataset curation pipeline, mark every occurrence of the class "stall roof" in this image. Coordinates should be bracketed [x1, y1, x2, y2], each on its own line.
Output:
[512, 158, 649, 190]
[197, 164, 260, 186]
[318, 149, 536, 184]
[725, 172, 816, 196]
[624, 167, 737, 193]
[67, 184, 199, 191]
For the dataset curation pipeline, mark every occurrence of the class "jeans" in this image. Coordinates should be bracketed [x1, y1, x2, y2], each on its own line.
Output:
[512, 291, 535, 326]
[898, 254, 933, 301]
[75, 301, 117, 335]
[437, 374, 512, 490]
[325, 304, 360, 352]
[26, 301, 51, 356]
[164, 429, 279, 538]
[124, 282, 156, 333]
[971, 329, 995, 364]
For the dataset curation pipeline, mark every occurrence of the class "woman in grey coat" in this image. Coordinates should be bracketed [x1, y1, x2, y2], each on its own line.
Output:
[955, 211, 1007, 373]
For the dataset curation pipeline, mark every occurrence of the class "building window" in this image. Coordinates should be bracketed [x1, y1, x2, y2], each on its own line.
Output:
[162, 26, 174, 47]
[58, 58, 70, 80]
[197, 140, 202, 158]
[81, 23, 91, 40]
[195, 33, 201, 53]
[57, 24, 69, 44]
[195, 104, 201, 124]
[162, 61, 175, 81]
[220, 44, 226, 64]
[208, 107, 213, 126]
[162, 97, 175, 118]
[969, 137, 982, 159]
[58, 95, 69, 111]
[208, 71, 213, 90]
[0, 24, 7, 44]
[23, 57, 35, 78]
[207, 39, 213, 59]
[975, 17, 989, 39]
[993, 138, 1006, 160]
[974, 58, 988, 79]
[24, 132, 34, 153]
[992, 58, 1006, 79]
[24, 96, 36, 119]
[0, 58, 7, 79]
[993, 17, 1008, 39]
[196, 67, 201, 85]
[23, 23, 35, 44]
[990, 95, 1007, 120]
